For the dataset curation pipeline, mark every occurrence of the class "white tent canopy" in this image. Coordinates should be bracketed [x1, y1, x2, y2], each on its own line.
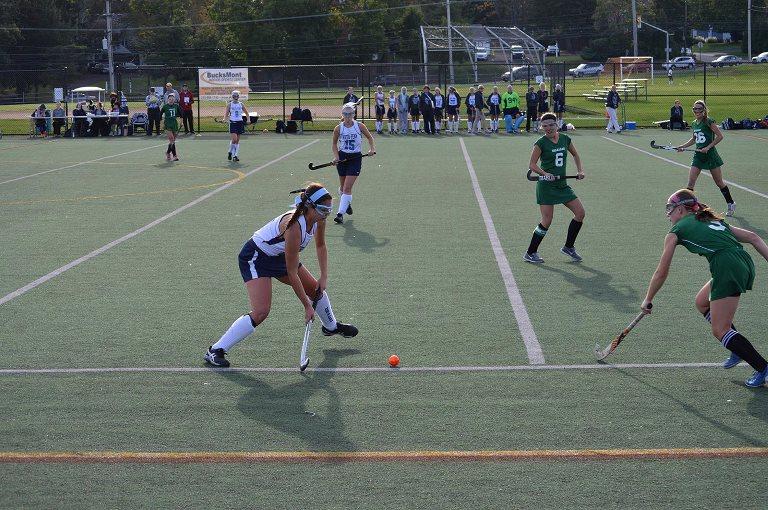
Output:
[70, 86, 106, 102]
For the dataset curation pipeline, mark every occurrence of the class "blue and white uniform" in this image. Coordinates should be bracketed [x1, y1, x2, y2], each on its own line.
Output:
[229, 100, 245, 134]
[434, 94, 444, 120]
[337, 121, 363, 176]
[375, 92, 385, 118]
[446, 92, 459, 116]
[387, 96, 397, 120]
[238, 212, 317, 281]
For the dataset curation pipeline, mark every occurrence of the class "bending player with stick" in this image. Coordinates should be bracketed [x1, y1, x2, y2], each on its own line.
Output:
[204, 182, 358, 369]
[331, 102, 376, 225]
[524, 112, 586, 264]
[640, 189, 768, 387]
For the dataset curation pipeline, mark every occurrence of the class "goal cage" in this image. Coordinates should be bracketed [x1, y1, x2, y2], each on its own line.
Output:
[605, 56, 654, 81]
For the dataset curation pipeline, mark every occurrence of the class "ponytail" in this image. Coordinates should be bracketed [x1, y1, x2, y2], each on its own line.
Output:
[694, 204, 723, 222]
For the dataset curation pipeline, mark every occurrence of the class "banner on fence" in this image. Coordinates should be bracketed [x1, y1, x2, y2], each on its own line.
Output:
[198, 68, 249, 100]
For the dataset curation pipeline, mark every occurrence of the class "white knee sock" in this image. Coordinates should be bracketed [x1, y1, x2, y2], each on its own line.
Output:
[229, 141, 234, 153]
[314, 291, 338, 331]
[212, 314, 255, 352]
[436, 121, 441, 131]
[410, 120, 415, 131]
[232, 143, 239, 156]
[338, 193, 352, 215]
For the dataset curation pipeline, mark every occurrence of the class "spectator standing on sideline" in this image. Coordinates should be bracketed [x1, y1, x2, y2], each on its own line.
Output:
[525, 85, 538, 133]
[146, 87, 162, 136]
[537, 83, 549, 129]
[668, 66, 673, 85]
[502, 84, 523, 134]
[670, 99, 684, 130]
[52, 102, 65, 137]
[163, 82, 179, 105]
[419, 85, 436, 135]
[474, 85, 487, 134]
[553, 84, 566, 130]
[396, 86, 409, 135]
[180, 83, 195, 134]
[343, 86, 359, 119]
[73, 102, 87, 137]
[605, 84, 621, 133]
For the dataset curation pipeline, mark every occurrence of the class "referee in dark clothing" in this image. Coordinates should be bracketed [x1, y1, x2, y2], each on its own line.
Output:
[525, 86, 538, 133]
[419, 85, 436, 134]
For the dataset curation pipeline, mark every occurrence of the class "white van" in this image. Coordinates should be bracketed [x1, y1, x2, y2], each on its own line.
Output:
[510, 45, 525, 60]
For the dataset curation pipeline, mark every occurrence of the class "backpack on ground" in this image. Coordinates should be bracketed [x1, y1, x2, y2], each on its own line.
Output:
[301, 108, 313, 122]
[275, 120, 286, 133]
[290, 107, 302, 120]
[286, 120, 298, 133]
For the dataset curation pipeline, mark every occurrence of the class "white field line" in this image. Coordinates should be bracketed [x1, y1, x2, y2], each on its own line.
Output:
[0, 362, 731, 375]
[459, 138, 545, 365]
[0, 140, 319, 307]
[602, 136, 768, 200]
[0, 144, 166, 185]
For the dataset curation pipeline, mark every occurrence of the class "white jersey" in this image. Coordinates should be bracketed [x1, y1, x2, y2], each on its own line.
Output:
[434, 95, 443, 108]
[467, 95, 476, 107]
[337, 121, 362, 153]
[388, 96, 396, 109]
[448, 93, 459, 106]
[253, 211, 316, 256]
[229, 101, 244, 122]
[375, 92, 385, 106]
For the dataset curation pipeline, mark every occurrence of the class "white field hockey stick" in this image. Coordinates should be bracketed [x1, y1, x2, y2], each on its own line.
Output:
[594, 304, 651, 361]
[649, 140, 697, 152]
[299, 287, 322, 372]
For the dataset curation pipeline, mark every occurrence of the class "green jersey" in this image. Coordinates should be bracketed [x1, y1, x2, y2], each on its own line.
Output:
[162, 104, 180, 130]
[670, 214, 741, 261]
[533, 133, 577, 205]
[692, 117, 716, 149]
[501, 91, 520, 110]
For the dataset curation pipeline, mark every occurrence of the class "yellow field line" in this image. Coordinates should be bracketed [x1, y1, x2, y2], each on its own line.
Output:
[0, 167, 245, 206]
[1, 448, 767, 463]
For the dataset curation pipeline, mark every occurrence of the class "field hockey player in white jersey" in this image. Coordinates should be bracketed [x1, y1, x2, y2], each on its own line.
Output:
[205, 182, 359, 368]
[224, 90, 249, 162]
[331, 102, 376, 225]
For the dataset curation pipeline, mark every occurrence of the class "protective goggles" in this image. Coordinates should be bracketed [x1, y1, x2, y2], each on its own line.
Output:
[665, 197, 697, 216]
[312, 203, 333, 217]
[307, 187, 332, 217]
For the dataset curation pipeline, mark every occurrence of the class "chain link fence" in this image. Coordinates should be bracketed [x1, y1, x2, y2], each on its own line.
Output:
[2, 62, 767, 136]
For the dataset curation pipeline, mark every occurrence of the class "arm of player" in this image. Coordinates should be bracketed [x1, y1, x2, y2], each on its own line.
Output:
[528, 145, 553, 180]
[223, 103, 230, 123]
[241, 105, 249, 123]
[284, 223, 315, 323]
[676, 135, 695, 151]
[331, 125, 340, 164]
[568, 142, 585, 179]
[705, 121, 724, 152]
[314, 220, 329, 292]
[730, 226, 768, 263]
[359, 122, 376, 156]
[642, 233, 678, 312]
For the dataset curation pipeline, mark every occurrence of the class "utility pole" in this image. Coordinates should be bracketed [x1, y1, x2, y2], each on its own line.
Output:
[104, 0, 115, 92]
[639, 19, 672, 64]
[447, 0, 454, 84]
[631, 0, 638, 56]
[747, 0, 752, 59]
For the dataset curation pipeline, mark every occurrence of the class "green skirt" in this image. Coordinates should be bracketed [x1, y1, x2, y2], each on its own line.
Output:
[536, 182, 577, 205]
[691, 147, 724, 170]
[709, 249, 755, 301]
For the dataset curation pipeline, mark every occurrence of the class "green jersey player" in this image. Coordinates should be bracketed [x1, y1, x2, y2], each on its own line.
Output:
[524, 112, 586, 264]
[642, 189, 768, 387]
[161, 95, 181, 161]
[675, 100, 734, 216]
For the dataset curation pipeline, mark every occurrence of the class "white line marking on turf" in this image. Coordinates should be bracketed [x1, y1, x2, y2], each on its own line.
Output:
[0, 362, 730, 375]
[0, 144, 166, 186]
[0, 140, 319, 307]
[459, 138, 545, 365]
[602, 136, 768, 200]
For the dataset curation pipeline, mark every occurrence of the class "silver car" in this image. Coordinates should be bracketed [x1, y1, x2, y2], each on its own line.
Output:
[569, 63, 604, 77]
[752, 52, 768, 63]
[711, 55, 742, 67]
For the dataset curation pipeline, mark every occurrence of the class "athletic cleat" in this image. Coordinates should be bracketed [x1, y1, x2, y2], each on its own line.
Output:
[523, 252, 544, 264]
[726, 203, 736, 217]
[322, 322, 359, 338]
[723, 352, 742, 369]
[745, 365, 768, 387]
[172, 156, 179, 161]
[561, 246, 583, 262]
[333, 213, 343, 224]
[232, 156, 239, 162]
[166, 153, 171, 161]
[204, 346, 230, 368]
[346, 204, 353, 215]
[227, 151, 232, 161]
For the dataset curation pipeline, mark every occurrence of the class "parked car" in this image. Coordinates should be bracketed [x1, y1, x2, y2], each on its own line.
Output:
[568, 63, 604, 77]
[510, 45, 525, 60]
[751, 52, 768, 63]
[663, 56, 696, 69]
[546, 44, 559, 56]
[501, 66, 528, 82]
[372, 74, 398, 86]
[475, 47, 490, 61]
[711, 55, 742, 67]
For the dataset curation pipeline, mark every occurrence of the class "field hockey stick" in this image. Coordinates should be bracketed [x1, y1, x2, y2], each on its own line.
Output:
[594, 303, 652, 361]
[649, 140, 697, 152]
[308, 152, 374, 171]
[526, 169, 580, 182]
[299, 287, 323, 372]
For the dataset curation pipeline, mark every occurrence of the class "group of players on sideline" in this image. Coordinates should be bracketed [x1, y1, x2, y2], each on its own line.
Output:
[202, 89, 768, 389]
[349, 83, 569, 136]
